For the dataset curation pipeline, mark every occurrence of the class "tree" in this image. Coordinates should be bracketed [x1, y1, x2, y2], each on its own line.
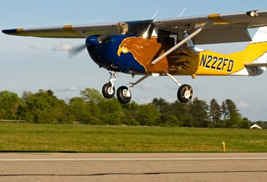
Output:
[69, 97, 88, 122]
[189, 97, 209, 127]
[136, 104, 161, 126]
[98, 99, 124, 125]
[152, 98, 177, 126]
[209, 99, 222, 127]
[171, 101, 192, 127]
[69, 97, 102, 124]
[0, 86, 252, 128]
[0, 91, 23, 120]
[21, 90, 69, 123]
[223, 99, 242, 128]
[121, 102, 140, 125]
[239, 117, 251, 129]
[81, 88, 104, 104]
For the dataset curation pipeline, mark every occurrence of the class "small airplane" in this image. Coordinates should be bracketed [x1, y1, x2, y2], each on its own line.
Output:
[3, 10, 267, 104]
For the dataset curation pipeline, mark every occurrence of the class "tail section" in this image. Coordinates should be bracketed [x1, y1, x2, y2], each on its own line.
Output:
[248, 27, 267, 72]
[229, 26, 267, 76]
[251, 26, 267, 43]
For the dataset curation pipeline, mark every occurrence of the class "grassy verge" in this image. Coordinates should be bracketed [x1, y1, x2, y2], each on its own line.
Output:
[0, 123, 266, 152]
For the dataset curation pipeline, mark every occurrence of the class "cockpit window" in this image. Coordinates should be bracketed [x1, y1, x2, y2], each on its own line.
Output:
[157, 29, 177, 46]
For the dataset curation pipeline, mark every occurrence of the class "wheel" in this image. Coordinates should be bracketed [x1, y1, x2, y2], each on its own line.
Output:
[117, 86, 131, 104]
[102, 83, 115, 99]
[177, 84, 193, 103]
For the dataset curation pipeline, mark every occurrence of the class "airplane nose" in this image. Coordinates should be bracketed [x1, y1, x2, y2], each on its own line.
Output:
[86, 35, 100, 46]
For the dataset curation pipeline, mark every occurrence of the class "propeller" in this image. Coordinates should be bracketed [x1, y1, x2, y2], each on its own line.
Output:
[68, 35, 110, 58]
[68, 44, 87, 58]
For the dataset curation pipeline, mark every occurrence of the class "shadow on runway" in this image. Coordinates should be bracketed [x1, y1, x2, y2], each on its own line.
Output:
[1, 170, 267, 177]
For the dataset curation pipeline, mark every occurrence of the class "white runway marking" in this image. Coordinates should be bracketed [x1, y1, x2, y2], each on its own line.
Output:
[1, 157, 267, 162]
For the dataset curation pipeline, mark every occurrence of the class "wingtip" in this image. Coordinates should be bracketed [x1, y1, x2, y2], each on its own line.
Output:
[2, 29, 18, 34]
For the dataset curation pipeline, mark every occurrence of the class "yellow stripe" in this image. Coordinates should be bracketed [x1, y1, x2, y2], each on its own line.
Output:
[208, 14, 228, 23]
[63, 25, 73, 31]
[17, 28, 23, 33]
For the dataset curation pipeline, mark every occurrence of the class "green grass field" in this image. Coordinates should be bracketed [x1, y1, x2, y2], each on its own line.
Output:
[0, 123, 267, 152]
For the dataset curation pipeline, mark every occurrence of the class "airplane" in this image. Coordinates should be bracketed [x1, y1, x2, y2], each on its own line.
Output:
[2, 10, 267, 104]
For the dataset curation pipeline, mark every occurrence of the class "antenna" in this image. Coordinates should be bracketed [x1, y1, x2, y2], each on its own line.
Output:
[151, 10, 159, 19]
[178, 8, 187, 17]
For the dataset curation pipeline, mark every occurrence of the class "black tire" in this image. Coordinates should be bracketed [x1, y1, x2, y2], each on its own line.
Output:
[117, 86, 131, 104]
[102, 83, 115, 99]
[177, 84, 193, 103]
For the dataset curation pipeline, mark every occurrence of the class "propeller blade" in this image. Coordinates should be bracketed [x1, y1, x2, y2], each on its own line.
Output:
[68, 35, 110, 58]
[68, 44, 87, 58]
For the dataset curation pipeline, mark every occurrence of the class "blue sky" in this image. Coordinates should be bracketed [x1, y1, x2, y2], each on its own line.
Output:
[1, 0, 267, 121]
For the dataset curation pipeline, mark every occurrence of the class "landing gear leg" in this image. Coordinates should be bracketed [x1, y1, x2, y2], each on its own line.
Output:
[166, 73, 193, 103]
[102, 71, 117, 99]
[117, 75, 149, 104]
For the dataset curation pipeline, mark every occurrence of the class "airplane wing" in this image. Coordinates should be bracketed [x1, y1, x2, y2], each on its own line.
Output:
[2, 10, 267, 44]
[2, 23, 119, 38]
[153, 10, 267, 44]
[2, 20, 152, 39]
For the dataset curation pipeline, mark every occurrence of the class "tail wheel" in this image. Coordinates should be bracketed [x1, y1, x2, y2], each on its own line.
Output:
[102, 83, 115, 99]
[117, 86, 131, 104]
[177, 84, 193, 103]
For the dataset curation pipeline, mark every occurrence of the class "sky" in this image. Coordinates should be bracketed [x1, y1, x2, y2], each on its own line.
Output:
[1, 0, 267, 121]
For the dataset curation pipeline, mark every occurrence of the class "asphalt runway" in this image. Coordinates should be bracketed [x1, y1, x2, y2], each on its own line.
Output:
[0, 153, 267, 182]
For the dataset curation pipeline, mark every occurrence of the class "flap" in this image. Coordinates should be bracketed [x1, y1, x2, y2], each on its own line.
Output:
[191, 27, 251, 44]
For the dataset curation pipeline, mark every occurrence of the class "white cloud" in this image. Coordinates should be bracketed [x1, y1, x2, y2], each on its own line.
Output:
[55, 85, 80, 93]
[142, 83, 152, 89]
[136, 83, 154, 91]
[239, 102, 249, 109]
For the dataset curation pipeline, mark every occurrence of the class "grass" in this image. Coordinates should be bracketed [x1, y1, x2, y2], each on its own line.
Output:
[0, 123, 267, 152]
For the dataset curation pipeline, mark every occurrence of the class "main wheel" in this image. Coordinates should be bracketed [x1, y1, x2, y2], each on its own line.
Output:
[177, 84, 193, 103]
[117, 86, 131, 104]
[102, 83, 115, 99]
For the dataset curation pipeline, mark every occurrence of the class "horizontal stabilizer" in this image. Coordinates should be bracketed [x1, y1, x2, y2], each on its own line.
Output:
[244, 63, 267, 67]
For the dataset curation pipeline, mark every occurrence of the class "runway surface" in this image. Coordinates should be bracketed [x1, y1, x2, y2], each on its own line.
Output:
[0, 153, 267, 182]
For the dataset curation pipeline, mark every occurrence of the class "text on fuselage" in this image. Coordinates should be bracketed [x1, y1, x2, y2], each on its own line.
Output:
[200, 54, 234, 72]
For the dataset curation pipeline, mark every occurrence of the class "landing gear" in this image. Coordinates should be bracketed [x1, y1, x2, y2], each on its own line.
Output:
[117, 86, 132, 104]
[102, 83, 115, 99]
[101, 72, 149, 104]
[166, 73, 193, 103]
[177, 84, 193, 103]
[101, 71, 193, 104]
[115, 75, 149, 104]
[102, 71, 117, 99]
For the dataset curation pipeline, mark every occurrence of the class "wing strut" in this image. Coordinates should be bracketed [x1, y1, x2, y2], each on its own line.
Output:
[151, 24, 208, 65]
[79, 31, 88, 38]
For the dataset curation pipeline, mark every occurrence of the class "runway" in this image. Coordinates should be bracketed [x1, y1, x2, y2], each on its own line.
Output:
[0, 153, 267, 182]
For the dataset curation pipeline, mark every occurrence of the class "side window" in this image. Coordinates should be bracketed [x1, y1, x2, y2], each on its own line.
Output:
[157, 29, 177, 46]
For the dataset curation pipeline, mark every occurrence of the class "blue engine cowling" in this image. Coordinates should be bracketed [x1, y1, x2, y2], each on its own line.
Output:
[86, 35, 146, 74]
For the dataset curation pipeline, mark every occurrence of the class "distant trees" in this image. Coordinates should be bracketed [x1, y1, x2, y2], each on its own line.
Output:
[189, 98, 209, 127]
[0, 89, 251, 128]
[209, 99, 222, 127]
[0, 91, 23, 120]
[20, 90, 69, 123]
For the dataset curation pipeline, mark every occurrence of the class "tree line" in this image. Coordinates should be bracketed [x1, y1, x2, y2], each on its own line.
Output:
[0, 88, 252, 128]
